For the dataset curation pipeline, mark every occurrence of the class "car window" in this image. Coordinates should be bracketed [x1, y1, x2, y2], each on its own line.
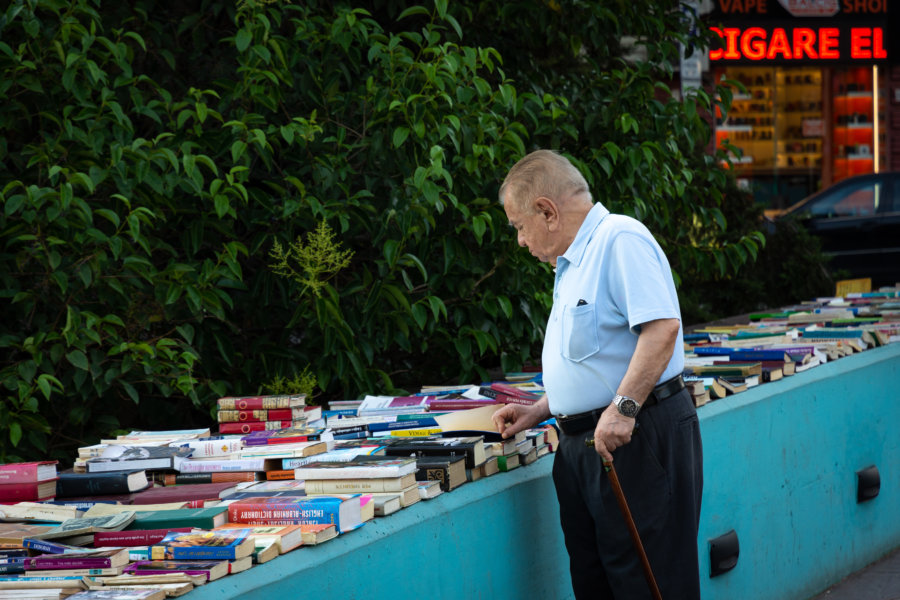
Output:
[808, 180, 883, 218]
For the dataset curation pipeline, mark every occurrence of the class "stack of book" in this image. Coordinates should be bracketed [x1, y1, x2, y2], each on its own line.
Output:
[216, 395, 310, 435]
[0, 461, 59, 503]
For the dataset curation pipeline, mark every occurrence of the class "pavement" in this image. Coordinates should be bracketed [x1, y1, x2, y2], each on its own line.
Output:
[809, 547, 900, 600]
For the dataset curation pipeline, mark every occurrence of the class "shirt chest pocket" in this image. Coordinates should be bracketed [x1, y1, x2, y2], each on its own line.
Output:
[561, 303, 601, 362]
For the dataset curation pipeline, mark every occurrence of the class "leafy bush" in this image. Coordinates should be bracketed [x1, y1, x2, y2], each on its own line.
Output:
[0, 0, 791, 462]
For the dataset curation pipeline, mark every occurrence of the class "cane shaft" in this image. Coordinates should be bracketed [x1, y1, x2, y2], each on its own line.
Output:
[605, 461, 663, 600]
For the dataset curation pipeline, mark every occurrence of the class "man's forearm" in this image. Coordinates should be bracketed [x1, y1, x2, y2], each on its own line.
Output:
[616, 318, 680, 405]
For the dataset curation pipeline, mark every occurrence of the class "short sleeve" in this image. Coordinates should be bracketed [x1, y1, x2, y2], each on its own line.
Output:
[605, 231, 680, 333]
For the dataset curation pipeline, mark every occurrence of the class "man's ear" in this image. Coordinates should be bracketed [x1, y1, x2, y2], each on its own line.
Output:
[534, 196, 559, 229]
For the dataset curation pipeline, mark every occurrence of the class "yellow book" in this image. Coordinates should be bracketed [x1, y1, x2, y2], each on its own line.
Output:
[389, 427, 443, 437]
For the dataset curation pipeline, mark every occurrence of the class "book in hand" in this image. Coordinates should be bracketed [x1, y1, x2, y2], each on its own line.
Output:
[149, 529, 254, 561]
[226, 495, 363, 533]
[382, 436, 487, 469]
[24, 548, 131, 570]
[56, 471, 150, 498]
[293, 457, 417, 480]
[86, 447, 193, 473]
[214, 524, 304, 554]
[123, 559, 229, 582]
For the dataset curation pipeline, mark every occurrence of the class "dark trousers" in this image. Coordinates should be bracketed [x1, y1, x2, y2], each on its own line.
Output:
[552, 389, 703, 600]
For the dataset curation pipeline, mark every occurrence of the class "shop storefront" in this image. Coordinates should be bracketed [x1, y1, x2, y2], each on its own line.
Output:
[706, 0, 892, 209]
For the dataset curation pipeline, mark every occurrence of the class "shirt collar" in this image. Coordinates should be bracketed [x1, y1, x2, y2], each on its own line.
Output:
[558, 203, 609, 268]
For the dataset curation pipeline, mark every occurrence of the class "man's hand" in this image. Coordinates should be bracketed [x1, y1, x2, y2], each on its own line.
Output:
[592, 403, 636, 463]
[492, 396, 550, 439]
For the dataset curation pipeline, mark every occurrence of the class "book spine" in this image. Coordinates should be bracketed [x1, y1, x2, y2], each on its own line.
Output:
[56, 474, 129, 497]
[0, 481, 53, 502]
[151, 546, 237, 561]
[217, 409, 299, 423]
[162, 472, 259, 485]
[427, 400, 497, 411]
[487, 383, 541, 400]
[367, 417, 438, 431]
[218, 420, 299, 434]
[217, 395, 305, 410]
[25, 557, 111, 569]
[178, 459, 268, 473]
[21, 538, 73, 555]
[389, 428, 443, 437]
[415, 464, 451, 491]
[0, 463, 42, 484]
[0, 561, 25, 575]
[94, 528, 192, 547]
[181, 439, 244, 458]
[331, 431, 369, 440]
[266, 470, 296, 480]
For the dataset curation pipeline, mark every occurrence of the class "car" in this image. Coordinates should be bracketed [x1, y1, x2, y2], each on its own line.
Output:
[774, 172, 900, 288]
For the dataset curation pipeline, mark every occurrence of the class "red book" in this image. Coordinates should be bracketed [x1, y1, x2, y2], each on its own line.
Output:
[0, 479, 58, 502]
[130, 482, 240, 505]
[0, 462, 58, 484]
[487, 383, 542, 401]
[93, 527, 192, 547]
[219, 420, 299, 434]
[160, 472, 261, 486]
[427, 399, 498, 411]
[265, 470, 296, 481]
[217, 395, 306, 410]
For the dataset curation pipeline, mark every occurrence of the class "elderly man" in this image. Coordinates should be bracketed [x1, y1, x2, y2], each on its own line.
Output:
[492, 150, 703, 599]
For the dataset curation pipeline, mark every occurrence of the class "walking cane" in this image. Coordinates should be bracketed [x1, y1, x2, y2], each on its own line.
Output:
[587, 439, 663, 600]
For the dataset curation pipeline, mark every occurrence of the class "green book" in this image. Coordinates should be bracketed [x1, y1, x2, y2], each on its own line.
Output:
[496, 454, 520, 472]
[125, 506, 228, 531]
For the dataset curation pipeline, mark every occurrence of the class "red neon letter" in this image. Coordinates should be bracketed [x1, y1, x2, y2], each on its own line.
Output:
[873, 27, 887, 59]
[851, 28, 872, 59]
[742, 27, 767, 60]
[820, 28, 840, 59]
[723, 28, 742, 59]
[766, 28, 792, 59]
[710, 27, 724, 60]
[793, 27, 818, 59]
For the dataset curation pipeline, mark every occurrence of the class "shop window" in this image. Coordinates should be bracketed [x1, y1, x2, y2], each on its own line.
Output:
[808, 181, 882, 218]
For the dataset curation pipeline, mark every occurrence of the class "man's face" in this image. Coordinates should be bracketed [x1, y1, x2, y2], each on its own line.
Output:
[504, 197, 559, 266]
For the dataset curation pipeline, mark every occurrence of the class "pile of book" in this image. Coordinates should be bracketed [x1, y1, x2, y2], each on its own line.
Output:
[683, 289, 900, 406]
[215, 394, 323, 435]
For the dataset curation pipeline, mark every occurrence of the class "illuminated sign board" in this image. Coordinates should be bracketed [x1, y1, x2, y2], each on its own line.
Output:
[706, 0, 890, 64]
[709, 26, 887, 62]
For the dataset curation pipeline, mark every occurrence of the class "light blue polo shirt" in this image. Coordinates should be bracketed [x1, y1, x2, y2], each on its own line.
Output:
[542, 203, 684, 416]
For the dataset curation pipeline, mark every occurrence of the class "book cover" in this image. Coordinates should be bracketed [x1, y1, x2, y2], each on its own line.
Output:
[0, 479, 58, 502]
[280, 447, 381, 469]
[214, 524, 304, 554]
[123, 559, 229, 582]
[124, 506, 228, 530]
[217, 394, 306, 410]
[56, 471, 149, 498]
[293, 457, 417, 480]
[86, 448, 193, 473]
[219, 420, 305, 435]
[302, 473, 416, 494]
[0, 461, 58, 484]
[414, 455, 466, 492]
[66, 590, 166, 600]
[240, 427, 325, 446]
[24, 548, 130, 570]
[29, 512, 136, 540]
[93, 528, 192, 547]
[130, 482, 240, 504]
[149, 529, 254, 561]
[158, 471, 261, 485]
[382, 436, 487, 469]
[218, 408, 304, 423]
[226, 495, 362, 533]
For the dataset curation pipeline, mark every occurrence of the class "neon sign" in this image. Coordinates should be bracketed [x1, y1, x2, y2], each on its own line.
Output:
[709, 26, 887, 62]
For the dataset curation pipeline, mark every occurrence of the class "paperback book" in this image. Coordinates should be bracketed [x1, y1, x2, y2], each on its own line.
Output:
[149, 529, 254, 561]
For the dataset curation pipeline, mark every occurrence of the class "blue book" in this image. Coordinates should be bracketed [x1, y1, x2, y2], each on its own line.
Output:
[21, 538, 87, 555]
[367, 417, 439, 432]
[0, 559, 25, 574]
[322, 409, 358, 418]
[692, 346, 733, 356]
[729, 349, 792, 362]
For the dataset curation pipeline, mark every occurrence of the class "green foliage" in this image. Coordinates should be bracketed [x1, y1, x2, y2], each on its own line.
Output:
[0, 0, 814, 462]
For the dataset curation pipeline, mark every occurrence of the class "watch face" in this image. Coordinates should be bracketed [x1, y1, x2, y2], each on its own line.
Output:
[616, 396, 639, 418]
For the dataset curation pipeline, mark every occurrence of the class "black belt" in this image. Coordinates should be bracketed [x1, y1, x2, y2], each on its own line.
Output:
[555, 374, 686, 436]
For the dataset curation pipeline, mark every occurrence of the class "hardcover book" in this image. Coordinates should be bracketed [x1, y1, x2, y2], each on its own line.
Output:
[176, 457, 279, 473]
[217, 394, 306, 410]
[226, 495, 362, 533]
[157, 472, 261, 486]
[0, 461, 58, 484]
[93, 528, 192, 547]
[217, 408, 305, 423]
[124, 506, 229, 530]
[86, 448, 193, 473]
[149, 529, 254, 561]
[123, 559, 229, 582]
[302, 473, 417, 494]
[414, 455, 466, 492]
[382, 436, 487, 469]
[0, 479, 58, 502]
[56, 471, 150, 498]
[24, 548, 130, 570]
[214, 523, 304, 554]
[293, 457, 417, 480]
[218, 420, 306, 435]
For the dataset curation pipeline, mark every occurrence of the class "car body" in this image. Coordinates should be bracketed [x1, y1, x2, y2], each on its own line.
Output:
[775, 172, 900, 288]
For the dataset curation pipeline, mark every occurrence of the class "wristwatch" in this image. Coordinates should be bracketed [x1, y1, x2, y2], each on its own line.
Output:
[613, 394, 640, 418]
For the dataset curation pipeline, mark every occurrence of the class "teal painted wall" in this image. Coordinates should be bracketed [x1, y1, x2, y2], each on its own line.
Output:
[187, 343, 900, 600]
